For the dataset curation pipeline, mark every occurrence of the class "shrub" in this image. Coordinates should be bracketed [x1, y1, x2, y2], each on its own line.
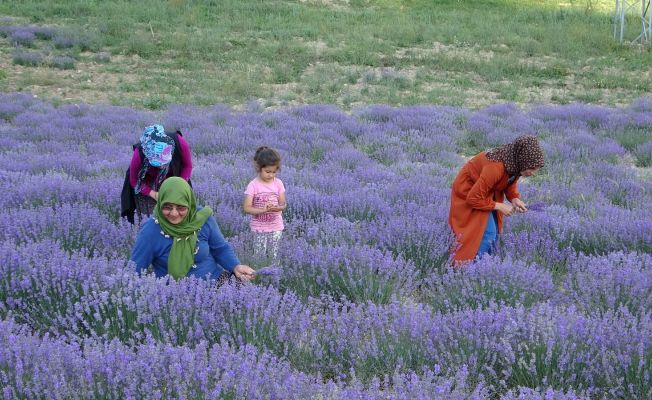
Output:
[50, 55, 76, 70]
[633, 141, 652, 167]
[9, 28, 36, 47]
[12, 50, 44, 66]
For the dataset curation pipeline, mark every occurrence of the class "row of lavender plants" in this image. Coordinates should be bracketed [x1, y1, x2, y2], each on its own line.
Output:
[0, 92, 650, 398]
[0, 20, 90, 69]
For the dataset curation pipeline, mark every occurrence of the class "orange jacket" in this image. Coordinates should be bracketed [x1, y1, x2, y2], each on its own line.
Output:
[448, 152, 520, 262]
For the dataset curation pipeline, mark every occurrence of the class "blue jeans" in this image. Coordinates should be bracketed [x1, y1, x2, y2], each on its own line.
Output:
[477, 211, 498, 258]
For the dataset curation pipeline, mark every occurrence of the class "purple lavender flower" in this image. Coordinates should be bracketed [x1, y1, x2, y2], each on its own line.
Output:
[53, 31, 92, 50]
[12, 50, 44, 66]
[276, 239, 418, 303]
[0, 24, 17, 37]
[32, 26, 57, 40]
[0, 93, 651, 398]
[9, 28, 37, 47]
[526, 202, 546, 212]
[423, 256, 556, 311]
[254, 266, 281, 276]
[562, 252, 652, 316]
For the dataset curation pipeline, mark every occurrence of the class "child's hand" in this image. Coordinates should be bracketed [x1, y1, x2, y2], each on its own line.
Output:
[268, 204, 285, 212]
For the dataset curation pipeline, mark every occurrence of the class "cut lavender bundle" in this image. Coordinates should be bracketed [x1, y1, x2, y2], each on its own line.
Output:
[254, 266, 282, 276]
[526, 202, 546, 212]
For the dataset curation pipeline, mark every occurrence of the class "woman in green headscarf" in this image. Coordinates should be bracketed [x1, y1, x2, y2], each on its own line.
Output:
[130, 177, 256, 281]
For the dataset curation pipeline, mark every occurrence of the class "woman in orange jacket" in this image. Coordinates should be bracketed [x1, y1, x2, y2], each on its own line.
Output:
[449, 135, 545, 263]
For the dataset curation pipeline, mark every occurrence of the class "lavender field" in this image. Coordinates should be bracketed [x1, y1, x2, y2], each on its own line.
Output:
[0, 92, 651, 399]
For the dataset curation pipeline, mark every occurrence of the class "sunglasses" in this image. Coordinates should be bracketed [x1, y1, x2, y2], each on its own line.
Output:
[161, 204, 189, 214]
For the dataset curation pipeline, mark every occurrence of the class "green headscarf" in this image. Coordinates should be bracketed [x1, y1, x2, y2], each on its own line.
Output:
[154, 177, 213, 279]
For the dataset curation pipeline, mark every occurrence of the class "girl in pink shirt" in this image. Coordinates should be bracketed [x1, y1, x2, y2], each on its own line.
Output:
[243, 147, 286, 263]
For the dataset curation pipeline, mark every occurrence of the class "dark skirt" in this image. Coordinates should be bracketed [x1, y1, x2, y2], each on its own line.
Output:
[135, 194, 157, 219]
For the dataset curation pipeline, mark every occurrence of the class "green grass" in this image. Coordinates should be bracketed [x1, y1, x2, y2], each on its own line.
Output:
[0, 0, 650, 109]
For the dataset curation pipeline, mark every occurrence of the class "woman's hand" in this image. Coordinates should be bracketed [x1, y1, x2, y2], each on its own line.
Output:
[495, 202, 514, 216]
[511, 198, 528, 213]
[149, 190, 159, 201]
[233, 264, 256, 282]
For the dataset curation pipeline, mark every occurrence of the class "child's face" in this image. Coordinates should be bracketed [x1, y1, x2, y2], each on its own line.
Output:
[258, 164, 279, 182]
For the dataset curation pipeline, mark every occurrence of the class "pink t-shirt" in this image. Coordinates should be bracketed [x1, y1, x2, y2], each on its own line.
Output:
[245, 177, 285, 233]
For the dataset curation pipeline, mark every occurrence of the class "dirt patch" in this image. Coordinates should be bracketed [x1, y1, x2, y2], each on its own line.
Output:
[298, 0, 351, 10]
[395, 41, 496, 63]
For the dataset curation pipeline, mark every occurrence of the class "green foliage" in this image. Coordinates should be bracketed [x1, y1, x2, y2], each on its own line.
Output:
[609, 126, 652, 152]
[49, 55, 76, 70]
[633, 144, 652, 167]
[0, 0, 648, 108]
[124, 33, 159, 58]
[623, 352, 652, 399]
[141, 95, 168, 110]
[12, 51, 44, 67]
[459, 129, 488, 157]
[310, 146, 325, 163]
[505, 342, 590, 391]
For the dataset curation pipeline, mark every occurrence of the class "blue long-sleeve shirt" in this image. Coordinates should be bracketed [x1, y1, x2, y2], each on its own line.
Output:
[130, 213, 240, 280]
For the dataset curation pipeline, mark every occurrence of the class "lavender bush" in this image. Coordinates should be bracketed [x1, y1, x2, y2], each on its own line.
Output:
[50, 55, 76, 70]
[276, 239, 418, 303]
[634, 141, 652, 167]
[32, 26, 57, 40]
[562, 252, 652, 316]
[423, 256, 556, 312]
[0, 92, 650, 398]
[0, 24, 58, 40]
[53, 30, 92, 50]
[11, 50, 44, 66]
[9, 28, 37, 47]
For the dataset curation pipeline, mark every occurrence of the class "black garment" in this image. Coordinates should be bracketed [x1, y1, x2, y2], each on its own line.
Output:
[120, 167, 137, 224]
[135, 193, 157, 219]
[120, 131, 191, 224]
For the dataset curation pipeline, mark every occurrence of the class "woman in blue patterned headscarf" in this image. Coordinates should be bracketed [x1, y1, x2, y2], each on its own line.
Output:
[135, 124, 175, 195]
[127, 124, 193, 220]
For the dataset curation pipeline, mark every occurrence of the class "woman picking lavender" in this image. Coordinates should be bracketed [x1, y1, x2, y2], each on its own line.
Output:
[448, 135, 545, 263]
[121, 124, 193, 223]
[130, 177, 256, 282]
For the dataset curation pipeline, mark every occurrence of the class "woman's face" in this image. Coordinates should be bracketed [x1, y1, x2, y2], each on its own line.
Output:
[520, 168, 539, 177]
[161, 202, 188, 225]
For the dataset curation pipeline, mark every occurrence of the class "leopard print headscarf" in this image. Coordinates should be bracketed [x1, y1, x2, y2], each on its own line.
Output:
[485, 135, 544, 176]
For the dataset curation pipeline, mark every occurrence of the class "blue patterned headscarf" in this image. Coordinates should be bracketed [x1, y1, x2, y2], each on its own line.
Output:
[135, 124, 176, 194]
